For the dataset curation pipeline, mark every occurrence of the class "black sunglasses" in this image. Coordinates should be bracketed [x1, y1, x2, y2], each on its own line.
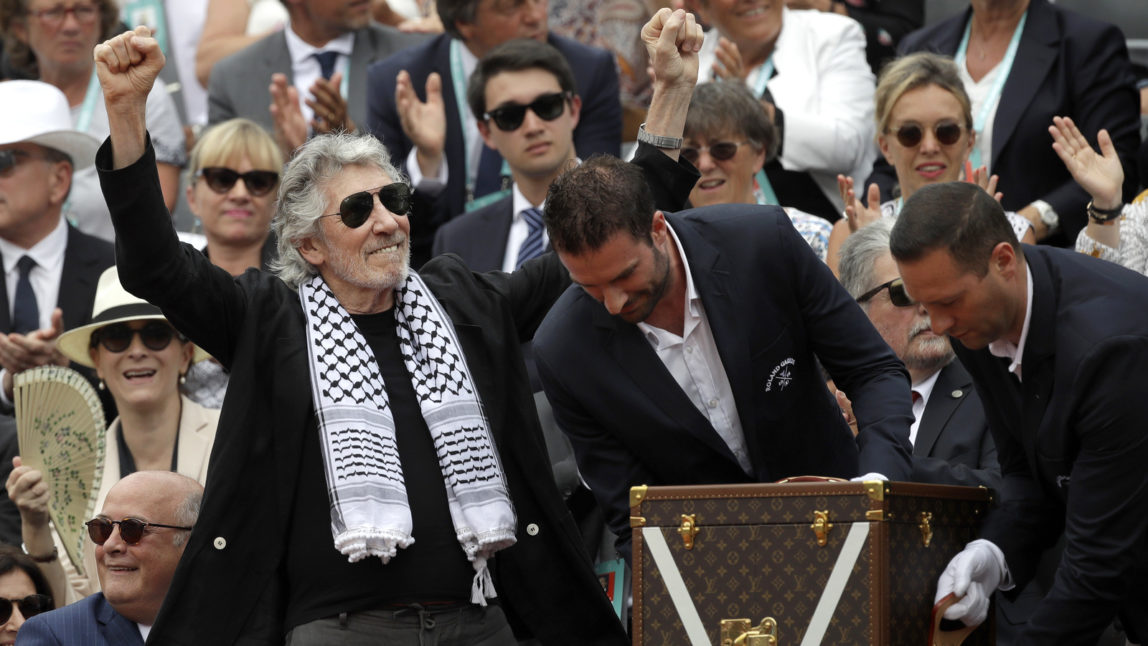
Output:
[197, 167, 279, 197]
[890, 122, 964, 148]
[680, 141, 750, 165]
[321, 183, 412, 228]
[484, 92, 571, 132]
[857, 278, 915, 307]
[0, 594, 52, 624]
[0, 150, 43, 176]
[85, 517, 193, 546]
[91, 322, 178, 353]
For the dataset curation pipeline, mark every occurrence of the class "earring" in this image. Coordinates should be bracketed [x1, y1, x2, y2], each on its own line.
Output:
[179, 373, 187, 386]
[98, 379, 105, 391]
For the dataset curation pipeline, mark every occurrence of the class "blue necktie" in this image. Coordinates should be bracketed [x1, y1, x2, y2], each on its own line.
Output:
[515, 207, 545, 269]
[313, 51, 339, 80]
[12, 255, 38, 334]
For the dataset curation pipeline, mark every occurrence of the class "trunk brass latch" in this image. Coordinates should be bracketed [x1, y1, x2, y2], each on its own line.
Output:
[678, 514, 700, 550]
[810, 510, 832, 547]
[721, 617, 778, 645]
[919, 511, 934, 547]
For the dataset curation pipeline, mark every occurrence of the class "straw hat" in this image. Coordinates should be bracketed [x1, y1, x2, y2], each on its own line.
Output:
[0, 80, 100, 169]
[57, 267, 210, 368]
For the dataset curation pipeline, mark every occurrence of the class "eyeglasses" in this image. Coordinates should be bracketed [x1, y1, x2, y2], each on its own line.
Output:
[680, 141, 751, 165]
[84, 517, 193, 546]
[889, 122, 964, 148]
[197, 167, 279, 197]
[856, 278, 915, 307]
[91, 322, 178, 353]
[0, 150, 43, 177]
[484, 92, 571, 132]
[0, 594, 52, 624]
[28, 3, 100, 27]
[321, 183, 413, 228]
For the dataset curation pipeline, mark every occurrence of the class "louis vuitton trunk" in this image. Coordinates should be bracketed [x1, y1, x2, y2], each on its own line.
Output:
[630, 481, 993, 645]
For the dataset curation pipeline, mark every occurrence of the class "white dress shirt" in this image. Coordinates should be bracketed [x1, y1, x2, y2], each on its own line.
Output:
[909, 368, 942, 447]
[637, 223, 751, 474]
[0, 216, 67, 331]
[284, 27, 354, 127]
[988, 264, 1034, 382]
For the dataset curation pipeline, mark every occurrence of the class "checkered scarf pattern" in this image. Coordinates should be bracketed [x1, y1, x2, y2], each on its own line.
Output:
[299, 272, 516, 604]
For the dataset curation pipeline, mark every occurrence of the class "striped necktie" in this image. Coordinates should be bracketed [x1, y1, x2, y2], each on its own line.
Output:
[515, 207, 545, 269]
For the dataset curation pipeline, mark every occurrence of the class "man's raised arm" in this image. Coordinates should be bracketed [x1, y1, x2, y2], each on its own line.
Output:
[93, 26, 165, 169]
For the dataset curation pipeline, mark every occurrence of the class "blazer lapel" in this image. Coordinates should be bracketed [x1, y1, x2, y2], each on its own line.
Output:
[0, 250, 8, 333]
[439, 36, 469, 210]
[58, 227, 102, 331]
[96, 594, 146, 645]
[176, 399, 213, 481]
[476, 201, 514, 271]
[1019, 250, 1056, 469]
[991, 0, 1058, 166]
[915, 362, 972, 457]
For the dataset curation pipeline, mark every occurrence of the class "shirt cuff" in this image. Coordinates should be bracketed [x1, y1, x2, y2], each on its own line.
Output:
[405, 146, 447, 193]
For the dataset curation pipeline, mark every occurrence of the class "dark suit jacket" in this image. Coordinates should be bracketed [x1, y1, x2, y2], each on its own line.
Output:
[365, 33, 621, 249]
[866, 0, 1140, 245]
[911, 359, 1000, 488]
[432, 194, 513, 272]
[206, 25, 427, 131]
[98, 139, 628, 645]
[534, 206, 915, 560]
[954, 245, 1148, 645]
[17, 593, 145, 646]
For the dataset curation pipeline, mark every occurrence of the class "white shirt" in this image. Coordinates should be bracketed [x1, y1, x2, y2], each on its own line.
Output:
[988, 264, 1034, 381]
[283, 27, 354, 127]
[407, 40, 480, 191]
[636, 223, 751, 474]
[959, 59, 1004, 174]
[502, 184, 550, 273]
[0, 216, 67, 331]
[909, 368, 942, 447]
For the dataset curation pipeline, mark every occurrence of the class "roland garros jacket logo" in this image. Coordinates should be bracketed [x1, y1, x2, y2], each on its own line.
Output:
[765, 357, 796, 392]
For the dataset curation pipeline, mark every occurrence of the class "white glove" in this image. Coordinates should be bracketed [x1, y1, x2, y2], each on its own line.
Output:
[934, 539, 1007, 626]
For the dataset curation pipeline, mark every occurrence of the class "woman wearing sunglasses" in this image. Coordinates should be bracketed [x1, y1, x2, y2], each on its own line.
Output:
[0, 544, 54, 644]
[683, 80, 833, 262]
[827, 52, 1035, 271]
[0, 0, 185, 243]
[7, 266, 217, 604]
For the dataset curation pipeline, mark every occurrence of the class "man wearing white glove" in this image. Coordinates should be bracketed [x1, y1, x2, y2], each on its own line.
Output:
[891, 182, 1148, 645]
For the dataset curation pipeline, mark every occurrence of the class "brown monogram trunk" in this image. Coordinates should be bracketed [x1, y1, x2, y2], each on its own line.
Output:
[630, 481, 993, 646]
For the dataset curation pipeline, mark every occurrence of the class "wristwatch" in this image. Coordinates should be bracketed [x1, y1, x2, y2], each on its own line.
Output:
[636, 123, 683, 150]
[1032, 200, 1059, 234]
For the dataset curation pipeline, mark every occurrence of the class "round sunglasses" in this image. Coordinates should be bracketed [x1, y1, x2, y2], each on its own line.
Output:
[197, 167, 279, 197]
[680, 141, 751, 165]
[856, 278, 915, 307]
[0, 594, 52, 624]
[321, 183, 413, 228]
[889, 122, 964, 148]
[91, 322, 179, 353]
[85, 517, 193, 546]
[483, 92, 571, 132]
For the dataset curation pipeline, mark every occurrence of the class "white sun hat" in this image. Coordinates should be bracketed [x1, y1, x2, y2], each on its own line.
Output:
[0, 80, 100, 169]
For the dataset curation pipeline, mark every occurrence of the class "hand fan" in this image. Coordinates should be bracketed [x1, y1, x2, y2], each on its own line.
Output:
[14, 366, 106, 577]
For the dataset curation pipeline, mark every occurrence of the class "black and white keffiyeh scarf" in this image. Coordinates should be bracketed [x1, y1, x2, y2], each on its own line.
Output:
[299, 272, 516, 604]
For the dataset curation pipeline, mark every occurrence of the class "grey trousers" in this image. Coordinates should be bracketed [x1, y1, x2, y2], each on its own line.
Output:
[285, 604, 517, 646]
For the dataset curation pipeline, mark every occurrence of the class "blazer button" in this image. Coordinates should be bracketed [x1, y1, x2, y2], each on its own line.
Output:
[526, 523, 539, 536]
[213, 537, 227, 550]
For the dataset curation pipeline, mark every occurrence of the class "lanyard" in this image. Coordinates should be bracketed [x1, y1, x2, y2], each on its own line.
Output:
[450, 40, 510, 210]
[954, 10, 1028, 170]
[754, 170, 779, 206]
[747, 57, 774, 99]
[74, 70, 101, 133]
[120, 0, 169, 55]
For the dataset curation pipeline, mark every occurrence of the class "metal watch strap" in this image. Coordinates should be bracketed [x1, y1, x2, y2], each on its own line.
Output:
[636, 123, 683, 150]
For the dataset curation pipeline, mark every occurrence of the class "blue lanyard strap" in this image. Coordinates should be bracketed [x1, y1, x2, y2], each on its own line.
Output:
[75, 70, 101, 133]
[748, 57, 774, 99]
[955, 10, 1028, 170]
[450, 39, 510, 209]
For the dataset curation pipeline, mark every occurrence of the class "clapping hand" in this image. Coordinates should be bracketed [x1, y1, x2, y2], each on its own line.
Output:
[1049, 115, 1123, 210]
[395, 70, 447, 177]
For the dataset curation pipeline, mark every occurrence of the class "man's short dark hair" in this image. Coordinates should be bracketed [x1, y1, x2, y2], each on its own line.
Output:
[437, 0, 479, 41]
[467, 39, 577, 121]
[889, 182, 1020, 277]
[544, 155, 654, 256]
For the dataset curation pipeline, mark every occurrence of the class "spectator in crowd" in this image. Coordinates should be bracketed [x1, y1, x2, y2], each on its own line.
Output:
[7, 266, 216, 605]
[682, 80, 832, 262]
[90, 11, 696, 642]
[206, 0, 426, 156]
[0, 81, 114, 411]
[1053, 115, 1148, 275]
[366, 0, 622, 265]
[688, 0, 876, 221]
[829, 52, 1034, 270]
[783, 0, 923, 73]
[195, 0, 288, 89]
[17, 471, 203, 644]
[534, 155, 914, 563]
[119, 0, 212, 129]
[180, 118, 284, 408]
[837, 218, 998, 488]
[0, 544, 54, 643]
[0, 0, 186, 242]
[893, 182, 1148, 645]
[870, 0, 1141, 246]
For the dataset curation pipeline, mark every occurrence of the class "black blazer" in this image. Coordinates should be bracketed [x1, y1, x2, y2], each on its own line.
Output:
[866, 0, 1140, 245]
[955, 245, 1148, 645]
[366, 32, 621, 244]
[98, 141, 627, 645]
[910, 359, 1000, 489]
[432, 194, 513, 272]
[534, 206, 915, 560]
